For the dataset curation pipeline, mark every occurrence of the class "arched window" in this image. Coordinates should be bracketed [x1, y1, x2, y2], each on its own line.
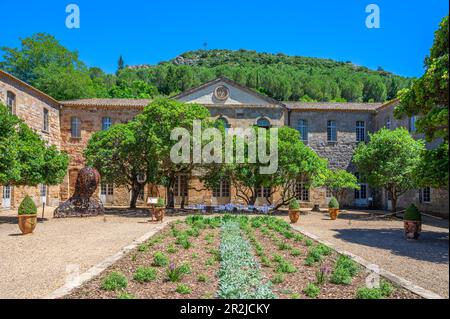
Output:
[256, 117, 271, 129]
[6, 91, 16, 114]
[71, 117, 81, 138]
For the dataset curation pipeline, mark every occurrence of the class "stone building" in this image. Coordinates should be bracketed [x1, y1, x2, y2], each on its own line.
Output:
[0, 71, 448, 217]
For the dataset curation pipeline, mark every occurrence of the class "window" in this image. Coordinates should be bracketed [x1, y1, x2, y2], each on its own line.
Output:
[409, 116, 417, 133]
[43, 108, 49, 132]
[213, 178, 230, 197]
[354, 173, 367, 199]
[138, 188, 145, 201]
[295, 182, 309, 202]
[101, 184, 114, 195]
[174, 175, 188, 197]
[256, 117, 271, 129]
[356, 121, 365, 142]
[297, 119, 308, 142]
[326, 188, 333, 198]
[6, 91, 15, 113]
[71, 117, 81, 138]
[385, 117, 391, 129]
[327, 120, 337, 142]
[102, 117, 112, 130]
[257, 186, 271, 199]
[420, 187, 431, 203]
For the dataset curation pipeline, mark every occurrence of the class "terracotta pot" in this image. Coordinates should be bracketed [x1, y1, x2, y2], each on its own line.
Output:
[404, 220, 422, 240]
[328, 208, 339, 220]
[152, 207, 165, 222]
[18, 214, 37, 234]
[288, 209, 300, 223]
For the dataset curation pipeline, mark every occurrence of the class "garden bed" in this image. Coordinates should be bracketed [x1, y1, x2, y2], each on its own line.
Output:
[67, 215, 420, 299]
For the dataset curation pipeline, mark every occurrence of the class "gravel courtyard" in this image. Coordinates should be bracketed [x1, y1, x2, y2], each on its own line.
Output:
[284, 210, 449, 298]
[0, 207, 177, 299]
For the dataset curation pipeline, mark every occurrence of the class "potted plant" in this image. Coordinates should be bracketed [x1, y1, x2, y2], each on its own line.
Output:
[404, 204, 422, 240]
[328, 197, 339, 220]
[288, 199, 301, 223]
[18, 195, 38, 234]
[152, 197, 166, 222]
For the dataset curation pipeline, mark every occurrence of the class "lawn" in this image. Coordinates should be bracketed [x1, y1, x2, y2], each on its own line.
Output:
[67, 215, 420, 299]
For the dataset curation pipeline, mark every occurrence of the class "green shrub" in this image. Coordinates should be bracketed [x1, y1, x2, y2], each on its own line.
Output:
[356, 287, 384, 299]
[304, 239, 313, 246]
[289, 199, 300, 210]
[328, 197, 339, 209]
[272, 254, 284, 263]
[294, 234, 304, 242]
[290, 248, 302, 257]
[137, 243, 149, 252]
[330, 255, 360, 285]
[380, 280, 395, 297]
[197, 274, 208, 282]
[290, 293, 301, 299]
[176, 284, 192, 294]
[304, 283, 320, 298]
[117, 292, 135, 299]
[18, 195, 37, 215]
[276, 260, 296, 274]
[166, 264, 186, 282]
[101, 272, 128, 291]
[152, 252, 169, 267]
[167, 245, 177, 254]
[316, 244, 332, 256]
[155, 197, 165, 208]
[206, 257, 216, 266]
[186, 227, 200, 237]
[404, 204, 421, 221]
[176, 235, 192, 249]
[272, 274, 284, 284]
[179, 263, 191, 274]
[133, 267, 157, 283]
[304, 256, 315, 266]
[261, 256, 272, 267]
[278, 242, 290, 251]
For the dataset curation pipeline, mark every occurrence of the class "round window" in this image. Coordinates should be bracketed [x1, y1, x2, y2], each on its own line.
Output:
[214, 85, 230, 101]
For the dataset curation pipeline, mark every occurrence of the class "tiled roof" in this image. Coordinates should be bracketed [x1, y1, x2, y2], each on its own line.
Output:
[284, 102, 383, 112]
[60, 98, 152, 107]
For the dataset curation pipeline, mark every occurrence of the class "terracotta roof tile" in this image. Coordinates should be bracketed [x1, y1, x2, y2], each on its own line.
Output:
[60, 98, 151, 107]
[284, 102, 383, 112]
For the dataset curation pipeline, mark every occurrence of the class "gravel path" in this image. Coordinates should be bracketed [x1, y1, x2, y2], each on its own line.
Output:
[284, 210, 449, 298]
[0, 207, 177, 299]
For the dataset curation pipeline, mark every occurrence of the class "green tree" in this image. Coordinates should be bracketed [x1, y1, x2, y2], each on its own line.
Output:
[363, 76, 387, 102]
[325, 169, 360, 203]
[117, 55, 125, 74]
[84, 120, 157, 208]
[395, 15, 448, 189]
[0, 33, 97, 100]
[0, 104, 69, 186]
[137, 98, 212, 208]
[109, 79, 158, 98]
[353, 128, 425, 213]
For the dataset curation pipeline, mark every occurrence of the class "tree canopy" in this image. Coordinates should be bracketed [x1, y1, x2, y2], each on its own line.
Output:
[353, 128, 425, 212]
[0, 104, 69, 186]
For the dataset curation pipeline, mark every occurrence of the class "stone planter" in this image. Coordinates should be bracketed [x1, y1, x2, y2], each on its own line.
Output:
[288, 209, 300, 223]
[18, 214, 37, 234]
[328, 208, 339, 220]
[152, 207, 165, 223]
[404, 220, 422, 240]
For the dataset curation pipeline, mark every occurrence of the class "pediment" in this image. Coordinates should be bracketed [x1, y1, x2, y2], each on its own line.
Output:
[174, 77, 283, 107]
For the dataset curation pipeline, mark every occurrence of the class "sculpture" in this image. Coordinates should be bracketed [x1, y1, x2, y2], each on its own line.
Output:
[54, 167, 105, 218]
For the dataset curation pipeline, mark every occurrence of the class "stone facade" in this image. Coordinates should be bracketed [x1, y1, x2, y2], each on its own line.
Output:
[0, 71, 448, 217]
[0, 70, 61, 208]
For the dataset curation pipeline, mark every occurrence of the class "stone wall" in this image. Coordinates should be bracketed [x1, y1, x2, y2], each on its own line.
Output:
[0, 72, 61, 208]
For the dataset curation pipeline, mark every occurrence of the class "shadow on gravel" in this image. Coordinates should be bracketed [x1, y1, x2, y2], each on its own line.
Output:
[333, 227, 449, 264]
[0, 216, 49, 225]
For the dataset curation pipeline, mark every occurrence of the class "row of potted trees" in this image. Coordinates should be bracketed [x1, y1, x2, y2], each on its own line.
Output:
[288, 197, 341, 223]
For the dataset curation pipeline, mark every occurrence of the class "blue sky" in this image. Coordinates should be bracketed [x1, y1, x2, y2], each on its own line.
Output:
[0, 0, 448, 77]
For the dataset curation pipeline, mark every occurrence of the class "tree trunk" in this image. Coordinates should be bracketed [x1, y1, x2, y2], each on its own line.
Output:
[167, 184, 175, 208]
[129, 180, 141, 209]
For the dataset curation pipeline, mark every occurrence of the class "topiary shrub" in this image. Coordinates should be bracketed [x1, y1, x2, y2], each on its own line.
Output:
[289, 199, 300, 210]
[18, 195, 37, 215]
[404, 204, 421, 221]
[328, 197, 339, 209]
[155, 197, 165, 208]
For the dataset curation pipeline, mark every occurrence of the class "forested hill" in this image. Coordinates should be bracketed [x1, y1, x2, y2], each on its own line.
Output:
[0, 34, 411, 102]
[125, 49, 411, 102]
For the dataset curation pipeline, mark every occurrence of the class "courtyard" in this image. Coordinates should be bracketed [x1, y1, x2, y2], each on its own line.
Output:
[0, 207, 447, 299]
